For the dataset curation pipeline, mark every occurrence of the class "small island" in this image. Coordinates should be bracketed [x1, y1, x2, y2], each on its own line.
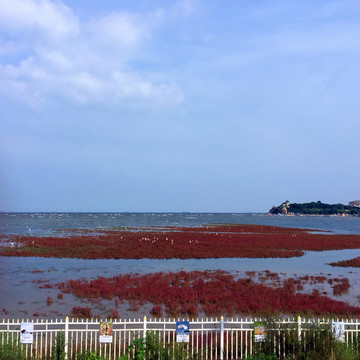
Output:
[269, 200, 360, 215]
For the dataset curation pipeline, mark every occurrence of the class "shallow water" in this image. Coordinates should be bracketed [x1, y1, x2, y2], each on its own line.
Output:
[1, 248, 360, 319]
[1, 213, 360, 235]
[1, 213, 360, 319]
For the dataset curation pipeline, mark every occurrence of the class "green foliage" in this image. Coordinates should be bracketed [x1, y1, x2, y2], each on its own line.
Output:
[127, 337, 146, 360]
[52, 331, 66, 360]
[331, 341, 359, 360]
[74, 351, 105, 360]
[248, 319, 360, 360]
[289, 201, 360, 215]
[86, 353, 105, 360]
[245, 353, 277, 360]
[71, 331, 197, 360]
[0, 334, 26, 360]
[270, 200, 360, 215]
[123, 332, 201, 360]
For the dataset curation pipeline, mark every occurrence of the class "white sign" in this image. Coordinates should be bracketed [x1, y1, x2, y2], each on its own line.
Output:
[332, 321, 345, 342]
[20, 322, 34, 344]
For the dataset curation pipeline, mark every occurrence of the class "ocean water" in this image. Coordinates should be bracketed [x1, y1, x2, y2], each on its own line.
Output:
[1, 213, 360, 318]
[1, 212, 360, 235]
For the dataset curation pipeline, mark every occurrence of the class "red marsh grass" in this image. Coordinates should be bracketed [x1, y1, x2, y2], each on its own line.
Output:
[331, 256, 360, 268]
[57, 270, 360, 318]
[2, 224, 360, 259]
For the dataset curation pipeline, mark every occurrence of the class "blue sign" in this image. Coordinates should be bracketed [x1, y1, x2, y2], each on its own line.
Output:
[176, 321, 190, 342]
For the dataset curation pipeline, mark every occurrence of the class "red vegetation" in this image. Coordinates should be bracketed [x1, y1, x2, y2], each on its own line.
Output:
[108, 309, 119, 318]
[150, 305, 162, 318]
[2, 224, 360, 260]
[32, 312, 47, 317]
[71, 306, 93, 318]
[57, 270, 359, 317]
[39, 284, 53, 289]
[57, 293, 64, 299]
[46, 297, 53, 306]
[331, 257, 360, 268]
[332, 279, 350, 296]
[32, 278, 53, 289]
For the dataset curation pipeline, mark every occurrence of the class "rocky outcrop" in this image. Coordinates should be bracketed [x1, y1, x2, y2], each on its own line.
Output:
[269, 201, 290, 215]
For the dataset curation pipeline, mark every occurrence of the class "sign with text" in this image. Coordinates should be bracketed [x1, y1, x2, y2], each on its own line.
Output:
[20, 322, 34, 344]
[254, 321, 267, 342]
[176, 321, 190, 342]
[332, 321, 345, 342]
[99, 321, 113, 343]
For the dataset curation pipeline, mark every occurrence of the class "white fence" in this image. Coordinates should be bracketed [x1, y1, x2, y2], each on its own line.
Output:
[1, 316, 360, 359]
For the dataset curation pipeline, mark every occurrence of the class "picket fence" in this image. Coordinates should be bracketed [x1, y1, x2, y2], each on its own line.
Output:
[1, 316, 360, 360]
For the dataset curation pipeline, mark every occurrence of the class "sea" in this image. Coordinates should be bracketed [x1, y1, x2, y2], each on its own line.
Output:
[1, 212, 360, 236]
[1, 213, 360, 318]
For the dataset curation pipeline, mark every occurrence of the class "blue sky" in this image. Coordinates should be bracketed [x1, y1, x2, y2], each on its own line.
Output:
[1, 0, 360, 212]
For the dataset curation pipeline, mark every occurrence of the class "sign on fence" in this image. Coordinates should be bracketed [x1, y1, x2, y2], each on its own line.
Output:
[332, 321, 345, 342]
[1, 316, 358, 360]
[99, 321, 113, 343]
[254, 321, 267, 342]
[20, 322, 34, 344]
[176, 321, 190, 342]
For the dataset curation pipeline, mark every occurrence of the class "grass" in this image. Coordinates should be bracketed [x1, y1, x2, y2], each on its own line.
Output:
[247, 319, 360, 360]
[0, 334, 26, 360]
[58, 270, 360, 317]
[331, 257, 360, 268]
[3, 224, 360, 260]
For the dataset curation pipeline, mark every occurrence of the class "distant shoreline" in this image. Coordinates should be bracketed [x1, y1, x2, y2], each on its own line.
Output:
[267, 213, 359, 217]
[269, 201, 360, 216]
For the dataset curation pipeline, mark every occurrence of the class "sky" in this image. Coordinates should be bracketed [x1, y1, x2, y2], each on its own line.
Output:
[1, 0, 360, 213]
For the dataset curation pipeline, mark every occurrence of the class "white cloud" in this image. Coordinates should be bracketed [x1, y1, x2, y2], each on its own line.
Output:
[0, 63, 45, 107]
[38, 50, 74, 71]
[111, 71, 183, 105]
[95, 12, 145, 46]
[0, 0, 79, 38]
[6, 56, 51, 82]
[0, 0, 183, 107]
[69, 72, 102, 92]
[112, 71, 151, 98]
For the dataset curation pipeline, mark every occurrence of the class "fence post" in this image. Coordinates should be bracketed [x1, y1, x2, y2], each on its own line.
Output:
[64, 316, 69, 360]
[143, 316, 147, 339]
[220, 316, 224, 360]
[297, 315, 301, 342]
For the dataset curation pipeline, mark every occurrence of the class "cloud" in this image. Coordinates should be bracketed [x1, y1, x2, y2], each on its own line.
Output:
[0, 0, 79, 38]
[111, 71, 183, 105]
[0, 0, 183, 107]
[94, 12, 146, 46]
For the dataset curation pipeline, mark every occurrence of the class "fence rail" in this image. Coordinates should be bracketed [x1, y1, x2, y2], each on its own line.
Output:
[1, 316, 360, 359]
